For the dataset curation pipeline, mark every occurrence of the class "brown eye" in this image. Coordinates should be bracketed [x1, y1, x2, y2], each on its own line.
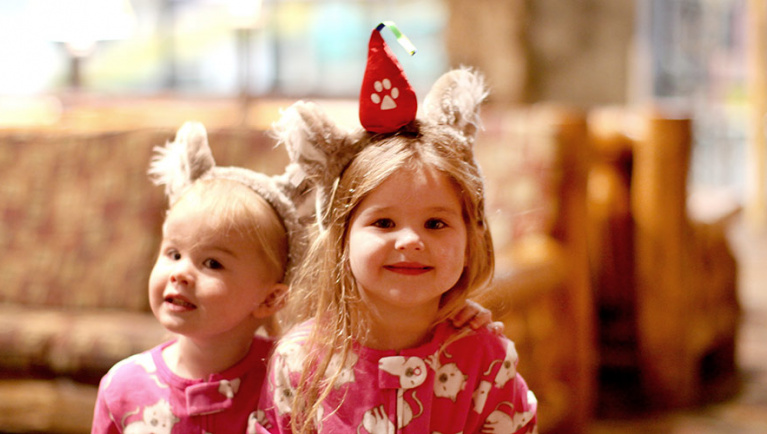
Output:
[203, 258, 223, 270]
[373, 218, 395, 229]
[425, 219, 447, 229]
[166, 249, 181, 260]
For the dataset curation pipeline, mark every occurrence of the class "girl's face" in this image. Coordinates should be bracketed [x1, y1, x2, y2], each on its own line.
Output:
[347, 167, 468, 319]
[148, 205, 284, 344]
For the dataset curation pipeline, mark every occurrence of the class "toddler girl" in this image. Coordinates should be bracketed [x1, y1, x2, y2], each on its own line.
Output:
[259, 66, 538, 433]
[91, 122, 309, 434]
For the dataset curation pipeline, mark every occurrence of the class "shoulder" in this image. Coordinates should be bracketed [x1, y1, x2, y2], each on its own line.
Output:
[438, 326, 537, 430]
[435, 325, 521, 382]
[269, 321, 315, 376]
[102, 350, 158, 382]
[95, 345, 175, 421]
[99, 343, 169, 393]
[440, 323, 517, 359]
[273, 321, 313, 353]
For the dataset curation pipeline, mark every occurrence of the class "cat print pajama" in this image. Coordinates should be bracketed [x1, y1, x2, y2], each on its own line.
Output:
[91, 336, 273, 434]
[260, 321, 538, 433]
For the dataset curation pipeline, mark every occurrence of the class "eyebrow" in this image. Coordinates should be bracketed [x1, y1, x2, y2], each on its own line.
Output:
[361, 204, 462, 216]
[206, 245, 238, 258]
[428, 205, 463, 215]
[164, 236, 239, 258]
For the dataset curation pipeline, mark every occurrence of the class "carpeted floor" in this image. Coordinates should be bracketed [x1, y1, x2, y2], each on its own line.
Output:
[588, 216, 767, 433]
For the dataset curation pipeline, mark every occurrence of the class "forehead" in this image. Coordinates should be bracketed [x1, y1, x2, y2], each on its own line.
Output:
[361, 167, 463, 211]
[163, 203, 248, 247]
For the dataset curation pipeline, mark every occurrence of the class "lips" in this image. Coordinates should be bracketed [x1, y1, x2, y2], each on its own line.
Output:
[164, 294, 196, 311]
[384, 262, 433, 276]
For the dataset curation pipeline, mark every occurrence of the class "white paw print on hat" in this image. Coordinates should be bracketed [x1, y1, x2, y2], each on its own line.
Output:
[370, 78, 399, 110]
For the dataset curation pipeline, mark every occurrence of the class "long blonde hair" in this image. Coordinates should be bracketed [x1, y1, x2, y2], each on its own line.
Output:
[285, 121, 494, 433]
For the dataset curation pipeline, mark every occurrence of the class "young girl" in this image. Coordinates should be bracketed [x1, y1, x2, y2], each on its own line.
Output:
[90, 121, 494, 434]
[259, 67, 538, 433]
[90, 122, 309, 434]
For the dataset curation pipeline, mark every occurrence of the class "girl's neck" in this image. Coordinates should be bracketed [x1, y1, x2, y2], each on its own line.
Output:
[162, 333, 254, 379]
[358, 304, 439, 351]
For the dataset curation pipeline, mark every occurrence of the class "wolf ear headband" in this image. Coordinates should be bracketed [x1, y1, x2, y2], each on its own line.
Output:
[148, 122, 309, 282]
[272, 22, 488, 228]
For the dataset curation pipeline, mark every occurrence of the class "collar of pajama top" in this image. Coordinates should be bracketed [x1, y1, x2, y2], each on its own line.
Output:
[152, 336, 273, 416]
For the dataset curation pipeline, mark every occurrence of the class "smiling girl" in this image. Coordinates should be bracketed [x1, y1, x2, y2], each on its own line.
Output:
[259, 68, 538, 434]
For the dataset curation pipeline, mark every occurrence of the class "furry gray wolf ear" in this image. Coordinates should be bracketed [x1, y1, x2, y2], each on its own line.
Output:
[270, 101, 367, 229]
[148, 121, 310, 282]
[422, 67, 488, 144]
[147, 121, 214, 204]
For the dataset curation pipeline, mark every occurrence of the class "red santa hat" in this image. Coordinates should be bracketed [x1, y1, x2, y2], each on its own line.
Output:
[359, 22, 417, 133]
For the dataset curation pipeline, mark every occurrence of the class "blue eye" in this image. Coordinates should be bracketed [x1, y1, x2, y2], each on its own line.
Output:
[372, 218, 395, 229]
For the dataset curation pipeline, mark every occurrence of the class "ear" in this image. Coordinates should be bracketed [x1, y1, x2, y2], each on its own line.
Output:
[272, 101, 364, 228]
[148, 121, 215, 203]
[422, 68, 488, 142]
[252, 283, 289, 318]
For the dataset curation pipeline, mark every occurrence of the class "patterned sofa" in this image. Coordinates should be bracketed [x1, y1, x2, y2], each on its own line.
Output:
[0, 126, 290, 433]
[0, 103, 597, 433]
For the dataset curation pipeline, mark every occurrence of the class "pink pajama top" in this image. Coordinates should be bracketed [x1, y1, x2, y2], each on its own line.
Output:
[259, 321, 538, 433]
[91, 336, 273, 434]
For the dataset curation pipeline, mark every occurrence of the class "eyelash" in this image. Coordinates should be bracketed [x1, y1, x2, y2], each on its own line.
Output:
[372, 218, 395, 229]
[371, 218, 448, 230]
[166, 249, 181, 260]
[426, 219, 447, 229]
[203, 258, 223, 270]
[165, 249, 223, 270]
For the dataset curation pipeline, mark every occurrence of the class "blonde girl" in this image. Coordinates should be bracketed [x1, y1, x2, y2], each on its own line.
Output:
[92, 123, 308, 434]
[260, 69, 538, 434]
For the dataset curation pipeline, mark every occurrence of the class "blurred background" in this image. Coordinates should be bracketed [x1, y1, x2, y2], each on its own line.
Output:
[0, 0, 765, 433]
[0, 0, 761, 215]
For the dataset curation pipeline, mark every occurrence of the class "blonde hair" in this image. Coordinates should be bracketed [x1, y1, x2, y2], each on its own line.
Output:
[168, 178, 289, 283]
[286, 122, 494, 433]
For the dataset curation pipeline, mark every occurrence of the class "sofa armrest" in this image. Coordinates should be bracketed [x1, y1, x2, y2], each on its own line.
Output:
[0, 304, 168, 384]
[479, 236, 566, 320]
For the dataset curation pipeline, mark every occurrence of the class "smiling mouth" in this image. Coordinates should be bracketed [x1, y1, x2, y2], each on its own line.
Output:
[384, 263, 433, 275]
[165, 296, 196, 310]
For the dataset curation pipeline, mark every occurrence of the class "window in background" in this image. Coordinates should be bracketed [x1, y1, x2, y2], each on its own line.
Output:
[0, 0, 448, 99]
[635, 0, 748, 193]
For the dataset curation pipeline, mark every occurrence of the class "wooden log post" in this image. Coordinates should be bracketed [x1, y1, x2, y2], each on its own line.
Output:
[631, 114, 695, 407]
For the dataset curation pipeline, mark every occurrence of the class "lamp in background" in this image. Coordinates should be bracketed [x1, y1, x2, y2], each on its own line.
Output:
[32, 0, 135, 90]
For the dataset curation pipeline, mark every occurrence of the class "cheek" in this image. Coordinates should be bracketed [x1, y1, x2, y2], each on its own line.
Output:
[347, 241, 368, 281]
[442, 234, 469, 275]
[442, 231, 468, 258]
[147, 262, 166, 293]
[147, 266, 169, 312]
[348, 232, 383, 278]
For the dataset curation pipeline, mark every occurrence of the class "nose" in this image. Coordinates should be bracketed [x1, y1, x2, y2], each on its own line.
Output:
[394, 227, 424, 251]
[169, 259, 194, 285]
